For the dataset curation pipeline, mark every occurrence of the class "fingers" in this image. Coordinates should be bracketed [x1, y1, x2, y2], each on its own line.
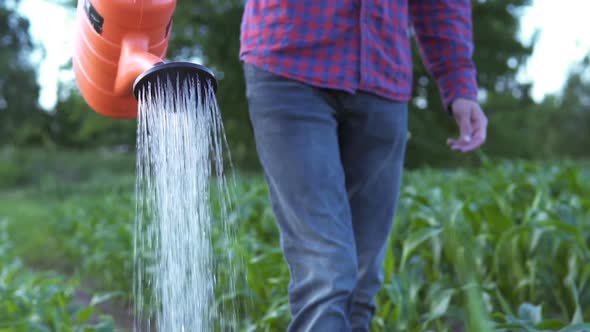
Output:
[448, 113, 473, 151]
[462, 110, 487, 151]
[447, 100, 488, 153]
[457, 109, 473, 143]
[455, 125, 485, 152]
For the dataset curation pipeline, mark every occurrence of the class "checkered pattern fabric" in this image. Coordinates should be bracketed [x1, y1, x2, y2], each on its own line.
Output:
[239, 0, 478, 108]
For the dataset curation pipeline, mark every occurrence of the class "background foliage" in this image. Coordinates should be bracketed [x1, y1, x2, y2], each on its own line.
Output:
[2, 0, 589, 169]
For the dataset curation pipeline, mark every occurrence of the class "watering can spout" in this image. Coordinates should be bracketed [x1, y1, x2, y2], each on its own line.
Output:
[113, 33, 163, 97]
[73, 0, 218, 119]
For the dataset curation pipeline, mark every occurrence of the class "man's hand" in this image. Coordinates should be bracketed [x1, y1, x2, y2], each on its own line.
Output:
[447, 98, 488, 153]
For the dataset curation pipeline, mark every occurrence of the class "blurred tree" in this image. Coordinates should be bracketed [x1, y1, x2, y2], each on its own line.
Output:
[49, 78, 137, 149]
[540, 57, 590, 158]
[484, 56, 590, 160]
[0, 0, 49, 145]
[560, 56, 590, 115]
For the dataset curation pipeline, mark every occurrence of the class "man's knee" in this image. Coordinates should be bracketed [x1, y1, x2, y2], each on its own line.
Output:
[286, 245, 358, 321]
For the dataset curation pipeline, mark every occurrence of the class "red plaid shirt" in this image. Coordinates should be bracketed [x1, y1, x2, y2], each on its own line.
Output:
[239, 0, 478, 108]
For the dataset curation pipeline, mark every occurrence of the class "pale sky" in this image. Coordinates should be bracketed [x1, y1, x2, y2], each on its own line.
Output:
[18, 0, 590, 110]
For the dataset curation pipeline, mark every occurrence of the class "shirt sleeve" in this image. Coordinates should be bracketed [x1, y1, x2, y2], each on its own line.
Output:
[409, 0, 479, 111]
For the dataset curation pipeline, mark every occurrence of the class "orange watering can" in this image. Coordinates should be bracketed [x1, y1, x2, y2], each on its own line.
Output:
[73, 0, 217, 118]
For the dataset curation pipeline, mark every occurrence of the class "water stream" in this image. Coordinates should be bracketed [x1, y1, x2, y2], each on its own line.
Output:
[133, 75, 238, 331]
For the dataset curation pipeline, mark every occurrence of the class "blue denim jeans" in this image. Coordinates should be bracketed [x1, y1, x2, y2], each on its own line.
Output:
[243, 63, 408, 332]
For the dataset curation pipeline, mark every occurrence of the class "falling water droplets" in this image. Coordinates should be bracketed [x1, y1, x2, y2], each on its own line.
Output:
[133, 74, 240, 332]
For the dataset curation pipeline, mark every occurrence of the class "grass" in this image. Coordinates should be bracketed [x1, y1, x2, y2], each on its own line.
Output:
[1, 147, 589, 331]
[0, 146, 135, 271]
[0, 218, 119, 332]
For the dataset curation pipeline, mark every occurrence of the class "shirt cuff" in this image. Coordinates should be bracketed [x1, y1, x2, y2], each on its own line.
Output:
[437, 68, 479, 115]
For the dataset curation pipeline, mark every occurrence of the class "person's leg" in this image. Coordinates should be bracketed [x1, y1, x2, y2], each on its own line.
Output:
[337, 92, 408, 331]
[243, 63, 357, 332]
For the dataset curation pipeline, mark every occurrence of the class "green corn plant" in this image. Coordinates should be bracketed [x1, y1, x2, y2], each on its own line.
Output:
[2, 150, 589, 331]
[0, 220, 117, 332]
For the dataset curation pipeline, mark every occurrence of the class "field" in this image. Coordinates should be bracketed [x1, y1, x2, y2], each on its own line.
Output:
[0, 147, 589, 331]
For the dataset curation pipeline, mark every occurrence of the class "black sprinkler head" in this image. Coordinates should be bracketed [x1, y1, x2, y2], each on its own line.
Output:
[133, 62, 218, 100]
